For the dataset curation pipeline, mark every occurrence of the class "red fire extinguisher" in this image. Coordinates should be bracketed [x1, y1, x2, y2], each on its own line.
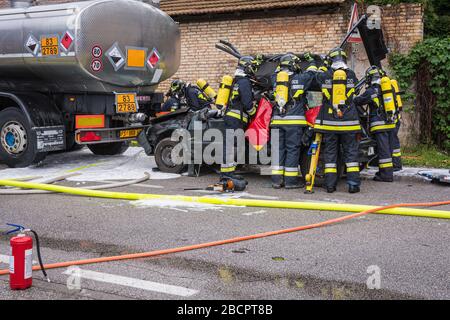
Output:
[7, 224, 49, 290]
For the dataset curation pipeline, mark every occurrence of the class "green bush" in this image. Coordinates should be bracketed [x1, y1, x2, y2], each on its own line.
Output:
[389, 37, 450, 151]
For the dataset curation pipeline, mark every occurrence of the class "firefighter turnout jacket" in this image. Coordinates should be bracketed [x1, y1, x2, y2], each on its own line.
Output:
[314, 68, 361, 134]
[162, 85, 211, 112]
[270, 65, 318, 127]
[353, 85, 396, 133]
[224, 76, 256, 125]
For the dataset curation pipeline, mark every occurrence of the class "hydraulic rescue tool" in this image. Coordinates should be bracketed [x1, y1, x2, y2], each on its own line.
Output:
[304, 133, 323, 194]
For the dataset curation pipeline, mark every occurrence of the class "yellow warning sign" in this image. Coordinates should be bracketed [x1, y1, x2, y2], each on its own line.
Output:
[127, 49, 145, 68]
[116, 93, 137, 113]
[41, 36, 59, 56]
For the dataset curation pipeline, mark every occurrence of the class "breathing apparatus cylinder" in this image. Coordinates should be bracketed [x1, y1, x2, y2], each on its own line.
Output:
[197, 79, 217, 100]
[332, 69, 347, 118]
[215, 75, 233, 110]
[390, 79, 403, 111]
[381, 76, 396, 114]
[275, 71, 289, 112]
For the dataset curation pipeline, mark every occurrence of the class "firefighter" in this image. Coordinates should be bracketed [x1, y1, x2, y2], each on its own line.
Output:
[219, 56, 258, 181]
[162, 79, 211, 112]
[270, 53, 317, 189]
[314, 48, 361, 193]
[376, 70, 403, 171]
[354, 66, 395, 182]
[389, 79, 403, 171]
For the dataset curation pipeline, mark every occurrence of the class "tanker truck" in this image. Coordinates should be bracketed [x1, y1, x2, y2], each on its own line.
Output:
[0, 0, 180, 167]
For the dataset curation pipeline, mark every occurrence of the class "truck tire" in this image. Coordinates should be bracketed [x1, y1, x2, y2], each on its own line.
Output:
[154, 137, 185, 174]
[87, 141, 129, 155]
[0, 107, 47, 168]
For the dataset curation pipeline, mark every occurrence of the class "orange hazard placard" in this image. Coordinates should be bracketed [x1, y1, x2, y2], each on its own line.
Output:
[41, 36, 59, 56]
[116, 93, 138, 113]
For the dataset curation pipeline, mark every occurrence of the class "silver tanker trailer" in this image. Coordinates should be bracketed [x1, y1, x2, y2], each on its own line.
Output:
[0, 0, 180, 167]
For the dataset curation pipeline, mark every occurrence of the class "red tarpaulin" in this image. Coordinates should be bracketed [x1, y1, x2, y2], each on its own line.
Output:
[245, 97, 273, 151]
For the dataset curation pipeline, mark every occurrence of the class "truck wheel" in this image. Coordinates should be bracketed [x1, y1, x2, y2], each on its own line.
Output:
[0, 107, 47, 168]
[87, 141, 129, 155]
[154, 138, 185, 173]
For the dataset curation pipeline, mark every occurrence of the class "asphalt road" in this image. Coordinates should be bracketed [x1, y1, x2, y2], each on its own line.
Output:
[0, 158, 449, 300]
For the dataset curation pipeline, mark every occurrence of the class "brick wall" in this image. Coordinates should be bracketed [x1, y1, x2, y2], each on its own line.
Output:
[163, 3, 423, 91]
[164, 7, 347, 91]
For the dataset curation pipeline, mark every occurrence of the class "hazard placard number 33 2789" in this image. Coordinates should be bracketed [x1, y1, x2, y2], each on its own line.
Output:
[116, 93, 138, 113]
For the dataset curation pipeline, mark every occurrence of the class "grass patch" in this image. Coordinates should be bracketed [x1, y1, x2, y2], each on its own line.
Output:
[402, 144, 450, 168]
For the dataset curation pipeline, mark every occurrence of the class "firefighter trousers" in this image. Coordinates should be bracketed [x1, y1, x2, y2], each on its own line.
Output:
[220, 116, 246, 179]
[389, 120, 402, 170]
[271, 126, 304, 186]
[323, 133, 360, 189]
[375, 131, 394, 181]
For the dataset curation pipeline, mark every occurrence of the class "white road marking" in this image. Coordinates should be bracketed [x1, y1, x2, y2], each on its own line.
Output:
[62, 268, 198, 297]
[0, 254, 9, 264]
[242, 210, 267, 216]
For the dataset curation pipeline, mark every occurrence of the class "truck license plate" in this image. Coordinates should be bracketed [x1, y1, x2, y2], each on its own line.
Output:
[119, 129, 142, 139]
[116, 93, 138, 113]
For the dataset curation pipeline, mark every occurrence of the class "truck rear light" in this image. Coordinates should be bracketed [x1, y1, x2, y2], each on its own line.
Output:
[79, 131, 102, 142]
[75, 115, 105, 129]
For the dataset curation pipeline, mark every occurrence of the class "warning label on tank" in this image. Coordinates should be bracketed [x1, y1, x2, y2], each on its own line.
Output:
[41, 36, 60, 57]
[106, 43, 125, 71]
[60, 31, 74, 51]
[34, 126, 65, 152]
[25, 35, 39, 56]
[24, 249, 32, 279]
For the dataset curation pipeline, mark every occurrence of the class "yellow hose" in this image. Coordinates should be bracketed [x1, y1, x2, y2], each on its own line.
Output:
[0, 179, 449, 219]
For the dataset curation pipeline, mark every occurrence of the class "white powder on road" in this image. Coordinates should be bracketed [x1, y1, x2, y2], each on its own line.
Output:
[362, 167, 449, 179]
[0, 148, 179, 182]
[130, 199, 226, 213]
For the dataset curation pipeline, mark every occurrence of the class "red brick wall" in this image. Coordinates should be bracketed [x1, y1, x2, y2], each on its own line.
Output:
[162, 3, 423, 91]
[166, 8, 346, 91]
